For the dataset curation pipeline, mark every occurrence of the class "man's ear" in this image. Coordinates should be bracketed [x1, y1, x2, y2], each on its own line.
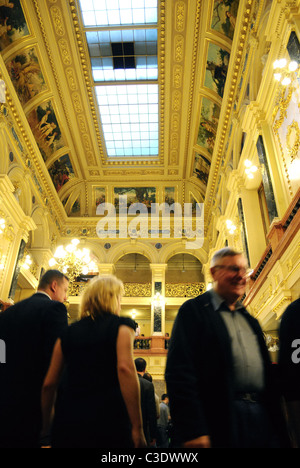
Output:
[50, 280, 57, 292]
[210, 267, 216, 281]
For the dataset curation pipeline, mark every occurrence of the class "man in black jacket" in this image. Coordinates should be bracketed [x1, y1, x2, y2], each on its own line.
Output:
[279, 297, 300, 447]
[165, 247, 289, 448]
[0, 269, 69, 448]
[135, 357, 157, 447]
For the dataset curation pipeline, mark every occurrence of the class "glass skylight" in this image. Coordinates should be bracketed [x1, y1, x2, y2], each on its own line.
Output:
[79, 0, 157, 27]
[78, 0, 159, 158]
[86, 28, 158, 82]
[96, 84, 159, 157]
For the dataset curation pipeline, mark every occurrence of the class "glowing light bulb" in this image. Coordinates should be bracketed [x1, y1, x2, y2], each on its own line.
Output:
[282, 77, 291, 86]
[288, 61, 298, 72]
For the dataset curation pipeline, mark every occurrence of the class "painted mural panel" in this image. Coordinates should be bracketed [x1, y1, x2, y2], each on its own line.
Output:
[69, 197, 80, 217]
[114, 187, 156, 213]
[94, 187, 106, 213]
[6, 47, 47, 106]
[27, 100, 65, 161]
[0, 0, 29, 51]
[164, 187, 175, 205]
[205, 42, 230, 98]
[211, 0, 239, 40]
[193, 152, 211, 188]
[48, 154, 75, 193]
[190, 193, 200, 215]
[196, 97, 220, 155]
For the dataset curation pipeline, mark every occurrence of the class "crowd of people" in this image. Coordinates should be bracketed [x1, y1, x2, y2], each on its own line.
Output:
[0, 246, 299, 449]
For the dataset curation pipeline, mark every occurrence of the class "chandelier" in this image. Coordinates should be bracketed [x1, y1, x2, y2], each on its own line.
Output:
[273, 58, 299, 86]
[49, 238, 98, 283]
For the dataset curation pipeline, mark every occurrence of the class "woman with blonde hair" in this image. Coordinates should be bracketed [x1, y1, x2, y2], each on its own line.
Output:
[41, 275, 146, 448]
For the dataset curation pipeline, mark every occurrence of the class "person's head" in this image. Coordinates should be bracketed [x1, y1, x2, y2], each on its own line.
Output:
[210, 247, 248, 306]
[135, 357, 147, 374]
[79, 275, 124, 320]
[38, 269, 69, 303]
[161, 393, 169, 403]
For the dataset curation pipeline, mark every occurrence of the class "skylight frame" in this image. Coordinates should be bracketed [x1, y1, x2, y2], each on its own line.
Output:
[78, 0, 160, 160]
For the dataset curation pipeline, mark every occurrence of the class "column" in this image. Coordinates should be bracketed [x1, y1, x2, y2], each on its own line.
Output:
[150, 263, 167, 336]
[97, 263, 115, 276]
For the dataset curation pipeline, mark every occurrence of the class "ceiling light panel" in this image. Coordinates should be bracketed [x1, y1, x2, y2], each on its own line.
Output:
[96, 84, 159, 157]
[79, 0, 158, 27]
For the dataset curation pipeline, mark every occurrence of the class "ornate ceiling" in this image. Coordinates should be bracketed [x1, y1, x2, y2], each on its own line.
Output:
[0, 0, 259, 244]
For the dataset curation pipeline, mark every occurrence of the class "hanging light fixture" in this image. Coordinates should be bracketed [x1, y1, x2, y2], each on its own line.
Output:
[49, 238, 98, 283]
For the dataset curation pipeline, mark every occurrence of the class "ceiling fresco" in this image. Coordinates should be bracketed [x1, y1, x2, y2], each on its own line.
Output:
[0, 0, 260, 235]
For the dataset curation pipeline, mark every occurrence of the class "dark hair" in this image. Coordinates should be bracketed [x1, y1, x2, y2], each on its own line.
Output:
[135, 357, 147, 372]
[161, 393, 168, 400]
[143, 372, 152, 382]
[38, 270, 69, 290]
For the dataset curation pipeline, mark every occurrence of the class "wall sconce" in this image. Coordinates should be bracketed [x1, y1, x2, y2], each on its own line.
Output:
[244, 159, 258, 179]
[22, 254, 32, 270]
[131, 309, 136, 320]
[152, 292, 165, 308]
[226, 219, 236, 234]
[273, 58, 299, 86]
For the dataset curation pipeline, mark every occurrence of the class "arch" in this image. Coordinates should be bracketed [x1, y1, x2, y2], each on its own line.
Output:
[30, 205, 50, 249]
[106, 239, 158, 265]
[165, 252, 205, 283]
[159, 240, 208, 265]
[59, 180, 85, 216]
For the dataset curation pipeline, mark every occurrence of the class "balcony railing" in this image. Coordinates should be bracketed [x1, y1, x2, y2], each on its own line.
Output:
[69, 281, 205, 297]
[134, 336, 170, 354]
[245, 187, 300, 305]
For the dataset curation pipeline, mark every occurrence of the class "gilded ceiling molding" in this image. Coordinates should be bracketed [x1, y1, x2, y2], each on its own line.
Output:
[50, 5, 66, 36]
[205, 0, 258, 214]
[272, 85, 296, 196]
[69, 0, 166, 167]
[180, 0, 201, 177]
[34, 0, 98, 170]
[0, 67, 64, 233]
[168, 0, 190, 169]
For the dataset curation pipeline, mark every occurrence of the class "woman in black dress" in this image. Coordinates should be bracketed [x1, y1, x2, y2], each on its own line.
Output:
[41, 275, 146, 448]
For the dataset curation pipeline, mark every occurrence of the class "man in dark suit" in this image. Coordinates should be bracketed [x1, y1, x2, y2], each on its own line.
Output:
[165, 247, 289, 448]
[135, 357, 157, 447]
[278, 297, 300, 447]
[0, 269, 69, 448]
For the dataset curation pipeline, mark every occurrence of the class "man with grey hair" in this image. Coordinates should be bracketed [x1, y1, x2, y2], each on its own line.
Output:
[165, 247, 289, 448]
